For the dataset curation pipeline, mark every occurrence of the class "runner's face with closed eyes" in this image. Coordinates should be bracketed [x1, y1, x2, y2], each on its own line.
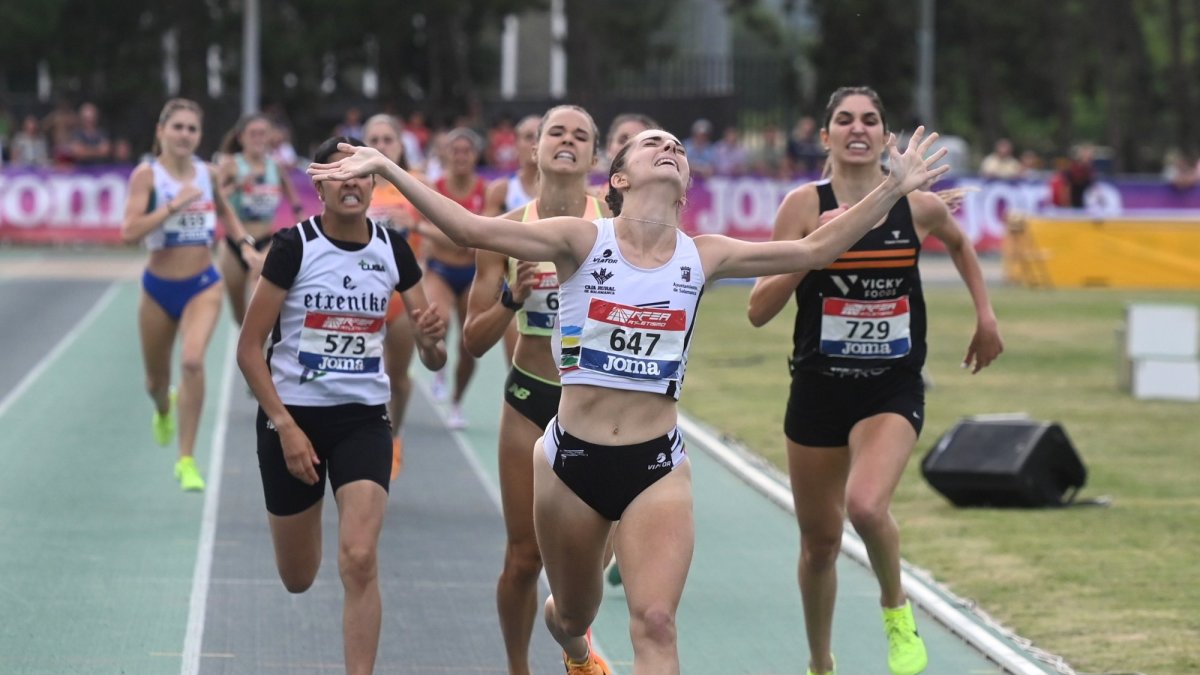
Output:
[621, 130, 689, 193]
[314, 151, 373, 218]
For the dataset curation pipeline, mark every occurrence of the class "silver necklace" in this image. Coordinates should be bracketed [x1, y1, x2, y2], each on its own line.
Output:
[618, 214, 675, 228]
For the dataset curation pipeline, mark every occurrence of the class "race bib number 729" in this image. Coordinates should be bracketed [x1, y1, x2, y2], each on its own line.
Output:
[819, 296, 911, 359]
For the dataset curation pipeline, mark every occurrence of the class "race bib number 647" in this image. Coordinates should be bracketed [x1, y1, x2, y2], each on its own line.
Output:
[578, 299, 688, 381]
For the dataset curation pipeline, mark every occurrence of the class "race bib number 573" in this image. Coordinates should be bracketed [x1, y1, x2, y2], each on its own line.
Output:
[298, 312, 385, 373]
[819, 296, 911, 359]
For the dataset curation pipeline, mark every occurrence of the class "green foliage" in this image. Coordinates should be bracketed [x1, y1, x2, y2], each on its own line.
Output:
[803, 0, 1194, 170]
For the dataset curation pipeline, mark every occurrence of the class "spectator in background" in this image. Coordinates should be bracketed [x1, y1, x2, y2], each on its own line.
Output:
[43, 98, 78, 165]
[713, 125, 748, 176]
[334, 106, 365, 140]
[68, 102, 113, 165]
[1162, 148, 1200, 191]
[1019, 149, 1045, 178]
[1050, 143, 1096, 208]
[787, 115, 824, 175]
[487, 113, 519, 172]
[113, 137, 133, 164]
[684, 118, 717, 177]
[11, 115, 50, 167]
[750, 123, 789, 178]
[979, 138, 1024, 179]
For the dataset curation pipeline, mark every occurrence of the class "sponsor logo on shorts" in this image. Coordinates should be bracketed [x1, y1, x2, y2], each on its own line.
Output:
[648, 451, 671, 470]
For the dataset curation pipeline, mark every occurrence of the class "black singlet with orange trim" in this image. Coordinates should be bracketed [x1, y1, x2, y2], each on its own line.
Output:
[791, 181, 927, 373]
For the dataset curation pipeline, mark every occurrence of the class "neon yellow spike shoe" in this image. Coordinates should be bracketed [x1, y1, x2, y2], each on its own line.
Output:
[883, 601, 928, 675]
[152, 389, 177, 446]
[174, 457, 206, 492]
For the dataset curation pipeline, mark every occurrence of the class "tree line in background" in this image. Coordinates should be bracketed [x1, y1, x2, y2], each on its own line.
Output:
[0, 0, 1196, 172]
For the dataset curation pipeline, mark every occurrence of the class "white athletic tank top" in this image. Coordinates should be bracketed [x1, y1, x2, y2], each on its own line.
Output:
[504, 173, 534, 212]
[268, 218, 401, 406]
[144, 157, 217, 251]
[556, 218, 705, 400]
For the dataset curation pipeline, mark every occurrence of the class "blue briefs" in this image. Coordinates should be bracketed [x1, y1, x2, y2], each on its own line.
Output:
[425, 258, 476, 296]
[142, 265, 221, 321]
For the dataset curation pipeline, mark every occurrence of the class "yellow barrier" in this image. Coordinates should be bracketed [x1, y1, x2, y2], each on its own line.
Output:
[1005, 214, 1200, 289]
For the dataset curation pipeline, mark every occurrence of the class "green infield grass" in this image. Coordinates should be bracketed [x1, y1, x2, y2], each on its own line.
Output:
[683, 282, 1200, 675]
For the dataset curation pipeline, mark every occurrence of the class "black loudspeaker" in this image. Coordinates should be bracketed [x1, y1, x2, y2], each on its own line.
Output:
[921, 418, 1087, 507]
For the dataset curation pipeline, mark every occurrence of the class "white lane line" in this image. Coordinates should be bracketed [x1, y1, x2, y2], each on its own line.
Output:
[677, 413, 1051, 675]
[180, 329, 238, 675]
[0, 282, 119, 420]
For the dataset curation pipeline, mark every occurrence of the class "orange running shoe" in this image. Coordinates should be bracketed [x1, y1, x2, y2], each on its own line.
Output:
[390, 437, 404, 480]
[562, 628, 610, 675]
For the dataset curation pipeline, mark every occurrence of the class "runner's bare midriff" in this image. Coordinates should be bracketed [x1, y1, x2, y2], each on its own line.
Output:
[558, 384, 677, 445]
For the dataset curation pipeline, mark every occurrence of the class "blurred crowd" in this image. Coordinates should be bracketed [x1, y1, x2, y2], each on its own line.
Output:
[5, 99, 1200, 202]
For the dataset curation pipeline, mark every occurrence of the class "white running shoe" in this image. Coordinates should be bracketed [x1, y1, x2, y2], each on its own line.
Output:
[447, 404, 468, 430]
[430, 372, 449, 402]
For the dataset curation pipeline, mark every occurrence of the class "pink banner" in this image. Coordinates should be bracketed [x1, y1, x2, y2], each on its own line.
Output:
[5, 165, 1199, 254]
[0, 165, 322, 245]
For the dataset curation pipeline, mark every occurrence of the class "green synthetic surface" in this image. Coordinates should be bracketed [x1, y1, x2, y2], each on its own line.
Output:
[0, 282, 232, 674]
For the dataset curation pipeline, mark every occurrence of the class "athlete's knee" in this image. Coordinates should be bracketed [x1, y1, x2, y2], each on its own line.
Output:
[502, 540, 543, 583]
[846, 494, 892, 535]
[630, 603, 677, 648]
[144, 374, 169, 395]
[179, 353, 206, 377]
[338, 541, 378, 589]
[800, 530, 842, 569]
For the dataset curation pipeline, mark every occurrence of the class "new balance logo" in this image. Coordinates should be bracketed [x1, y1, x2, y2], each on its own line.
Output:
[299, 368, 328, 384]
